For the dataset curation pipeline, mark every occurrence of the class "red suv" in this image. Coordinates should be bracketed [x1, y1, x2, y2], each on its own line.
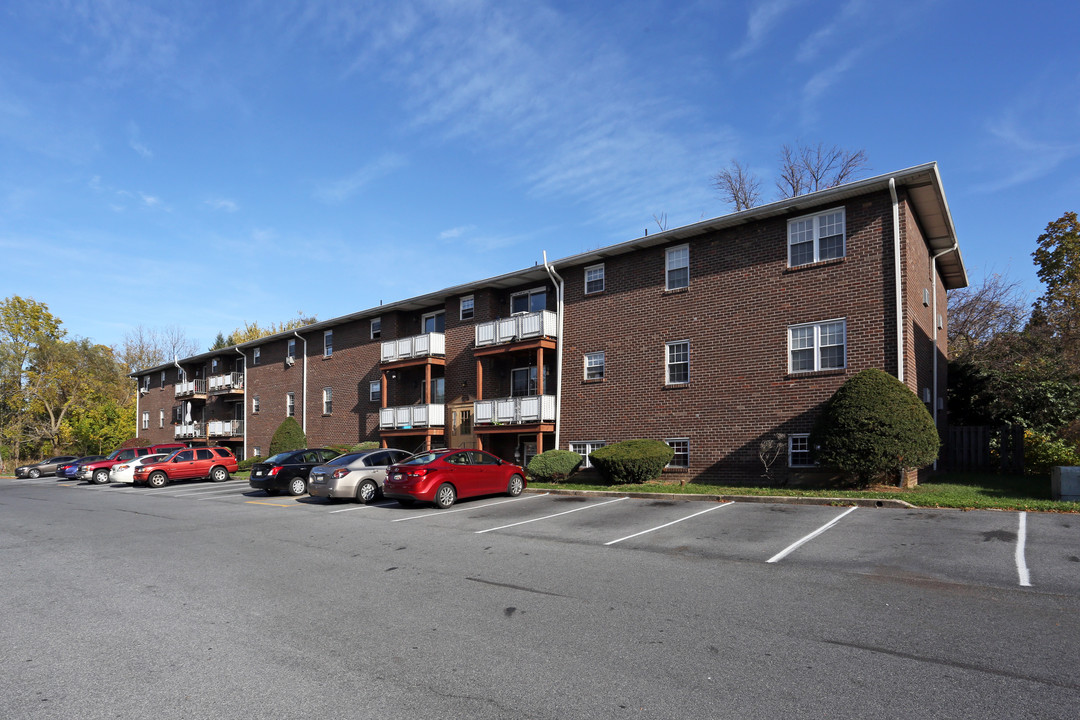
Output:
[133, 447, 239, 488]
[383, 449, 526, 509]
[77, 443, 187, 485]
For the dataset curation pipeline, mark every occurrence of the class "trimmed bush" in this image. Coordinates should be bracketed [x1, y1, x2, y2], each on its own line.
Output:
[238, 456, 263, 472]
[527, 449, 583, 482]
[809, 368, 939, 485]
[269, 417, 307, 456]
[590, 440, 674, 484]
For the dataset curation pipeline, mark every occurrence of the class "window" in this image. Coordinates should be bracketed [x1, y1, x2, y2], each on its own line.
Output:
[570, 441, 606, 469]
[666, 341, 689, 384]
[160, 370, 166, 387]
[370, 317, 381, 339]
[923, 288, 931, 307]
[422, 311, 445, 333]
[666, 245, 689, 290]
[585, 264, 605, 294]
[211, 358, 219, 374]
[789, 319, 846, 373]
[584, 351, 605, 380]
[252, 395, 260, 413]
[789, 434, 814, 467]
[287, 338, 296, 360]
[142, 376, 150, 392]
[511, 367, 538, 396]
[252, 347, 260, 366]
[196, 449, 213, 461]
[324, 330, 333, 357]
[369, 380, 381, 402]
[253, 447, 261, 458]
[460, 295, 474, 320]
[420, 377, 445, 404]
[666, 438, 689, 468]
[141, 412, 149, 430]
[323, 387, 333, 415]
[788, 208, 845, 267]
[286, 392, 295, 417]
[159, 410, 164, 428]
[511, 287, 546, 315]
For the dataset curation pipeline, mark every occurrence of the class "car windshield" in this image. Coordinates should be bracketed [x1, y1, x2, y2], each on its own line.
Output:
[264, 452, 294, 465]
[399, 451, 447, 466]
[139, 455, 168, 465]
[326, 453, 363, 466]
[105, 449, 124, 460]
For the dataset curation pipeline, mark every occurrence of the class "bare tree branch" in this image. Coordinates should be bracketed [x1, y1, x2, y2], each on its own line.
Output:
[713, 160, 762, 211]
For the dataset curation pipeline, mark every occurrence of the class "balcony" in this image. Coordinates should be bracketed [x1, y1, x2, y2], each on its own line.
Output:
[174, 423, 206, 439]
[475, 310, 557, 348]
[175, 379, 207, 399]
[474, 395, 555, 426]
[207, 420, 244, 438]
[379, 404, 446, 430]
[381, 333, 446, 364]
[208, 372, 244, 394]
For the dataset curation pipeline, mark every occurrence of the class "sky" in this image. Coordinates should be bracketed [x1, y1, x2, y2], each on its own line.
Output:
[2, 0, 1078, 352]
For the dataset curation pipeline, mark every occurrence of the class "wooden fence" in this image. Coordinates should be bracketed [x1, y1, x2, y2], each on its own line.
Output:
[943, 426, 1024, 473]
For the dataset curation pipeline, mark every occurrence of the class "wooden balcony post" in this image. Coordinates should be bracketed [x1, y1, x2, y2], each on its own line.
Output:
[381, 370, 388, 409]
[424, 363, 432, 404]
[476, 358, 483, 401]
[536, 347, 544, 396]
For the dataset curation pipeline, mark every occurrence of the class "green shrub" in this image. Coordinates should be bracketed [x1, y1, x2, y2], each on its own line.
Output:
[527, 449, 583, 482]
[810, 368, 940, 485]
[351, 441, 380, 451]
[238, 456, 263, 472]
[269, 417, 307, 456]
[590, 440, 674, 484]
[327, 444, 354, 455]
[1024, 430, 1080, 476]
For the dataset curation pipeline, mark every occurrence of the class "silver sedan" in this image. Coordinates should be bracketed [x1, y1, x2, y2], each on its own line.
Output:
[308, 449, 412, 503]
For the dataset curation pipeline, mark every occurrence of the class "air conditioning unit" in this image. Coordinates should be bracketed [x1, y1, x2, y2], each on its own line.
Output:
[285, 356, 295, 367]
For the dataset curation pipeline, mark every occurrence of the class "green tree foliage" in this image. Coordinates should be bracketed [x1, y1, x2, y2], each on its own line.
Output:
[216, 312, 318, 347]
[1032, 211, 1080, 370]
[810, 369, 939, 485]
[1023, 430, 1080, 476]
[66, 397, 135, 455]
[526, 449, 583, 482]
[269, 417, 307, 456]
[0, 296, 64, 463]
[589, 440, 674, 484]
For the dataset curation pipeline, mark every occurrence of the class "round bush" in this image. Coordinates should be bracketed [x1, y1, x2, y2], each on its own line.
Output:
[1024, 430, 1080, 476]
[809, 368, 939, 485]
[589, 440, 674, 484]
[527, 449, 583, 482]
[269, 417, 307, 456]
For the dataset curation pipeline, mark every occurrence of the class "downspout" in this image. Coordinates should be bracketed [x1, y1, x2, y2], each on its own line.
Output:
[889, 178, 904, 384]
[293, 331, 308, 434]
[134, 377, 141, 439]
[235, 346, 247, 460]
[930, 241, 959, 470]
[542, 251, 564, 450]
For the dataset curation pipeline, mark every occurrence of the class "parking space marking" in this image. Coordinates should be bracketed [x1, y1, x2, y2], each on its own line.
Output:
[1016, 511, 1032, 587]
[166, 485, 248, 498]
[328, 501, 396, 514]
[392, 493, 550, 522]
[603, 502, 734, 546]
[475, 496, 629, 534]
[244, 501, 295, 508]
[766, 506, 858, 563]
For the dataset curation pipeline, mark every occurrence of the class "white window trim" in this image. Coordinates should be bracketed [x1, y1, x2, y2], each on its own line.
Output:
[788, 318, 847, 373]
[369, 380, 381, 402]
[665, 244, 689, 290]
[665, 340, 690, 385]
[421, 310, 445, 333]
[665, 437, 689, 469]
[323, 387, 333, 415]
[570, 441, 606, 469]
[460, 295, 474, 321]
[510, 286, 547, 315]
[788, 433, 815, 468]
[584, 351, 605, 380]
[323, 330, 333, 357]
[252, 347, 261, 366]
[160, 370, 166, 387]
[787, 206, 846, 267]
[142, 376, 150, 391]
[286, 391, 295, 417]
[141, 412, 149, 430]
[253, 395, 260, 413]
[159, 409, 164, 428]
[584, 264, 605, 294]
[370, 317, 381, 339]
[287, 338, 296, 360]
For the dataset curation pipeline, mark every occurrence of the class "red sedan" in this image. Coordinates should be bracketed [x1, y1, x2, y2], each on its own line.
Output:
[383, 449, 526, 509]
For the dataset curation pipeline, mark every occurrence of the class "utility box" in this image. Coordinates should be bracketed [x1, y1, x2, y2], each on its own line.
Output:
[1050, 466, 1080, 502]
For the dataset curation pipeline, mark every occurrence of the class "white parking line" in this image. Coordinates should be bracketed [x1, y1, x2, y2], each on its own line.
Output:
[328, 501, 398, 514]
[766, 506, 858, 563]
[392, 493, 550, 523]
[150, 483, 247, 497]
[604, 502, 734, 546]
[1016, 511, 1032, 587]
[475, 496, 628, 534]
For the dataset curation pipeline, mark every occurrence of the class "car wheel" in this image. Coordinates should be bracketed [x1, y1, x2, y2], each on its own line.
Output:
[210, 466, 229, 483]
[357, 480, 377, 504]
[397, 498, 415, 508]
[147, 472, 168, 489]
[287, 477, 307, 496]
[29, 468, 40, 479]
[92, 469, 110, 485]
[507, 474, 524, 497]
[434, 483, 456, 509]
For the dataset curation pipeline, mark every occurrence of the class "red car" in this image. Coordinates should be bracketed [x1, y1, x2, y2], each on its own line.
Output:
[132, 447, 239, 488]
[77, 443, 187, 485]
[383, 449, 526, 509]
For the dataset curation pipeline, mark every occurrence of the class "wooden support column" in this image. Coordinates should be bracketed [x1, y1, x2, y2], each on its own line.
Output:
[380, 370, 389, 448]
[424, 363, 432, 404]
[475, 358, 483, 401]
[425, 435, 431, 451]
[536, 347, 544, 396]
[536, 431, 543, 456]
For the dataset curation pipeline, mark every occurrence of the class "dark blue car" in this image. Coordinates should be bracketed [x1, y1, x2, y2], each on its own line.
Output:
[58, 456, 105, 479]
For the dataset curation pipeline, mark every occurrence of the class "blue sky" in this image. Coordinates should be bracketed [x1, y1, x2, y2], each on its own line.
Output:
[2, 0, 1077, 351]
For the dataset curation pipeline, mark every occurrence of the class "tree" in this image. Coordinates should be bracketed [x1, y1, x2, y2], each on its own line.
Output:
[714, 142, 868, 211]
[947, 272, 1029, 362]
[810, 369, 939, 486]
[1032, 211, 1080, 369]
[116, 324, 200, 373]
[713, 160, 762, 211]
[218, 312, 318, 346]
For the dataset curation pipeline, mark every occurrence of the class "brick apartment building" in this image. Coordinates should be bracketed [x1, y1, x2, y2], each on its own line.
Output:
[133, 163, 966, 484]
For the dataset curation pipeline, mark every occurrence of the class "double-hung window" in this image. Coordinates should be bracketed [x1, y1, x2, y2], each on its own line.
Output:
[584, 351, 605, 380]
[460, 296, 474, 320]
[141, 412, 149, 430]
[159, 410, 164, 428]
[788, 208, 845, 267]
[287, 339, 296, 360]
[370, 317, 381, 339]
[253, 395, 260, 414]
[666, 438, 689, 468]
[369, 381, 381, 402]
[160, 370, 166, 387]
[252, 347, 261, 366]
[789, 434, 814, 467]
[323, 387, 333, 414]
[666, 245, 689, 290]
[789, 319, 846, 373]
[570, 441, 606, 469]
[666, 341, 689, 384]
[142, 376, 150, 393]
[585, 264, 605, 294]
[286, 392, 295, 417]
[324, 330, 333, 357]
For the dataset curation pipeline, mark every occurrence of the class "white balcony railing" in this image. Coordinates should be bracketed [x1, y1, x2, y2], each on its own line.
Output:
[378, 404, 446, 430]
[174, 379, 207, 398]
[207, 420, 244, 437]
[208, 372, 244, 392]
[475, 310, 557, 347]
[174, 423, 206, 439]
[474, 395, 556, 426]
[381, 333, 446, 363]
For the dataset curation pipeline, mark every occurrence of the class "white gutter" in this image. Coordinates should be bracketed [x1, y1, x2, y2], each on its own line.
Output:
[930, 240, 959, 470]
[134, 378, 140, 439]
[542, 251, 564, 450]
[293, 331, 308, 434]
[236, 346, 247, 459]
[889, 178, 904, 383]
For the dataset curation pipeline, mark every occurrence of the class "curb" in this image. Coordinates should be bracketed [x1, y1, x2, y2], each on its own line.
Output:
[525, 487, 915, 509]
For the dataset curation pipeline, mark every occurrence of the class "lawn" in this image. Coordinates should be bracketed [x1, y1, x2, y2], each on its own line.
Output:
[528, 472, 1079, 512]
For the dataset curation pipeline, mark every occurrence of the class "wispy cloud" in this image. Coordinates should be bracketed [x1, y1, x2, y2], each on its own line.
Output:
[128, 122, 153, 159]
[730, 0, 803, 61]
[205, 198, 238, 212]
[312, 153, 407, 204]
[439, 225, 475, 240]
[974, 113, 1080, 193]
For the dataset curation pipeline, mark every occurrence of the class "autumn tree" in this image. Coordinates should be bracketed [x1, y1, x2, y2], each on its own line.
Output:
[215, 312, 318, 347]
[947, 272, 1029, 362]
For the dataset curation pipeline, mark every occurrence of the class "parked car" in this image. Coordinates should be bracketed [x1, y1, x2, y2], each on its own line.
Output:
[132, 447, 239, 488]
[57, 456, 105, 480]
[109, 454, 169, 484]
[77, 443, 187, 484]
[308, 449, 413, 503]
[383, 449, 526, 509]
[15, 456, 80, 479]
[249, 448, 340, 496]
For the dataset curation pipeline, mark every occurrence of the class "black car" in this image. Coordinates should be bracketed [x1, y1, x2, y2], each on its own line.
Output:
[15, 456, 80, 479]
[249, 448, 340, 496]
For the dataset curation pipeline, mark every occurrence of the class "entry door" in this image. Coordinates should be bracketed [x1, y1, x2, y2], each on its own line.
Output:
[448, 401, 476, 449]
[520, 440, 537, 468]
